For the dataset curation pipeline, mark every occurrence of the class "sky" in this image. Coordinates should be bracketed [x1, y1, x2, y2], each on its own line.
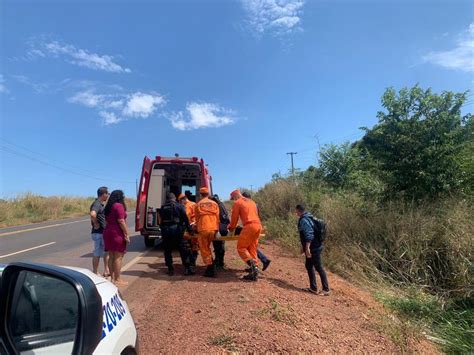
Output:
[0, 0, 473, 199]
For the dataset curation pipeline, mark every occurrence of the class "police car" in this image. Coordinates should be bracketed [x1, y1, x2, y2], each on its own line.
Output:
[0, 262, 139, 354]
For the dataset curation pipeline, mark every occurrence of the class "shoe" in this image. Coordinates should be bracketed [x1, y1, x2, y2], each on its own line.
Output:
[262, 259, 271, 271]
[216, 264, 226, 271]
[320, 290, 330, 296]
[167, 267, 174, 276]
[204, 265, 216, 278]
[244, 260, 259, 280]
[184, 267, 195, 276]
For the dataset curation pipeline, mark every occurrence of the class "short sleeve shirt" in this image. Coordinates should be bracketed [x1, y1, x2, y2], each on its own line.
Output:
[90, 199, 106, 234]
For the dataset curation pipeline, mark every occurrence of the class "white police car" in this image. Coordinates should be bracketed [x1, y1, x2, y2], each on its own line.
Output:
[0, 262, 139, 354]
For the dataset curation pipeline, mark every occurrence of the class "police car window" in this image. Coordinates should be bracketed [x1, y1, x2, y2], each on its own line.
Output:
[9, 271, 79, 354]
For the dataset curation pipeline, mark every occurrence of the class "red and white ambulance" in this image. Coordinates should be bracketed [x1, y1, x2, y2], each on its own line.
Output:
[135, 155, 213, 247]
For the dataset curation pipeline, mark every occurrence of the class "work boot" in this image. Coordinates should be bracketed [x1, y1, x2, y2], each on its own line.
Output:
[184, 266, 195, 276]
[262, 259, 272, 271]
[167, 266, 174, 276]
[214, 259, 226, 271]
[243, 260, 259, 281]
[204, 264, 216, 278]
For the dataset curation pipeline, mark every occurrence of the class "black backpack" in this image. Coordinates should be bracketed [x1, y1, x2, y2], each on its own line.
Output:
[211, 196, 230, 225]
[159, 201, 180, 224]
[311, 217, 327, 244]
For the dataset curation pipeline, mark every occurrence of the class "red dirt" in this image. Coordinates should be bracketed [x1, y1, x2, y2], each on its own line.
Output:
[123, 241, 437, 353]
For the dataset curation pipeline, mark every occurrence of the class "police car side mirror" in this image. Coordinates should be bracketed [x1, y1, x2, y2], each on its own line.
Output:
[0, 262, 103, 355]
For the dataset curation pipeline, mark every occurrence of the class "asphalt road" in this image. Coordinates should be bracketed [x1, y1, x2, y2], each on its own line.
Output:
[0, 212, 149, 272]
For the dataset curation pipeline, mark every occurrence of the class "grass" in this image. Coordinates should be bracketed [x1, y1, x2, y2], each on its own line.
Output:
[0, 193, 136, 228]
[376, 289, 474, 353]
[256, 298, 296, 326]
[253, 180, 474, 352]
[208, 334, 238, 352]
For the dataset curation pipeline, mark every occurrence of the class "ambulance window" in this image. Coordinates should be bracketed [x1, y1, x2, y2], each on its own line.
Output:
[9, 271, 79, 354]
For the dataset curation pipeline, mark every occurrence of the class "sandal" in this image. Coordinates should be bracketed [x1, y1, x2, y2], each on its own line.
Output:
[114, 280, 129, 286]
[302, 288, 318, 294]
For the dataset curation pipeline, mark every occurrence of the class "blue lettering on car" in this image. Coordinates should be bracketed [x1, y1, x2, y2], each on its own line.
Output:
[101, 293, 127, 339]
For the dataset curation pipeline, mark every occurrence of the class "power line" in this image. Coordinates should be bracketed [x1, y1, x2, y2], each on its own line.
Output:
[0, 137, 111, 177]
[1, 145, 135, 184]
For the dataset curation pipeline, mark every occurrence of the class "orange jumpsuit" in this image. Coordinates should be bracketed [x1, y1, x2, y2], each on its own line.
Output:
[229, 197, 262, 265]
[183, 200, 199, 252]
[194, 197, 219, 266]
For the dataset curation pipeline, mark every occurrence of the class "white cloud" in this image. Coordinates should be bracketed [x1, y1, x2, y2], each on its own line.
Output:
[11, 74, 49, 93]
[0, 75, 8, 93]
[241, 0, 305, 37]
[68, 90, 105, 108]
[68, 89, 165, 125]
[423, 23, 474, 72]
[169, 102, 237, 130]
[99, 111, 121, 125]
[29, 39, 131, 73]
[122, 92, 166, 118]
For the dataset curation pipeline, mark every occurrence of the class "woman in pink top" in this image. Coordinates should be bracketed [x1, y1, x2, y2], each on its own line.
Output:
[103, 190, 130, 286]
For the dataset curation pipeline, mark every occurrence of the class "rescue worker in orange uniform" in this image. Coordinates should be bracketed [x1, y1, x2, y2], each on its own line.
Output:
[229, 189, 262, 281]
[194, 187, 220, 277]
[178, 193, 199, 271]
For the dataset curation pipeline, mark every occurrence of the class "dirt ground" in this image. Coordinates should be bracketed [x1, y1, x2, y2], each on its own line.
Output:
[123, 241, 436, 353]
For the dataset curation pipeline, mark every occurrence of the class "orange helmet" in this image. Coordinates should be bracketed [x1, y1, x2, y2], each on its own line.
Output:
[230, 189, 241, 199]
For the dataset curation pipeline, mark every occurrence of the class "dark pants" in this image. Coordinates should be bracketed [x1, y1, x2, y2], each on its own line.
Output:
[161, 225, 191, 269]
[213, 240, 225, 267]
[305, 246, 329, 292]
[257, 249, 268, 264]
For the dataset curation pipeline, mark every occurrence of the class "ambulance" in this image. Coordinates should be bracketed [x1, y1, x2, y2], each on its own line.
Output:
[135, 155, 213, 247]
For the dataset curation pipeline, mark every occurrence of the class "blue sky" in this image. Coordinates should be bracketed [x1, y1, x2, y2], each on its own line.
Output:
[1, 0, 473, 199]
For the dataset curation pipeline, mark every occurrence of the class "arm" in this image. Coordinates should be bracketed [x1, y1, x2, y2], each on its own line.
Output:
[215, 205, 220, 231]
[228, 202, 240, 230]
[118, 219, 129, 242]
[115, 204, 129, 242]
[179, 205, 191, 231]
[300, 218, 314, 257]
[90, 210, 99, 230]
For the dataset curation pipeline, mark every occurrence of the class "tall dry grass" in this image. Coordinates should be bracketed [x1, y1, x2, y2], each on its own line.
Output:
[255, 180, 473, 298]
[254, 180, 474, 351]
[0, 193, 137, 228]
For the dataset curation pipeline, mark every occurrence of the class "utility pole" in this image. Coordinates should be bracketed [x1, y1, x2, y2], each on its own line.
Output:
[250, 184, 254, 191]
[286, 152, 297, 177]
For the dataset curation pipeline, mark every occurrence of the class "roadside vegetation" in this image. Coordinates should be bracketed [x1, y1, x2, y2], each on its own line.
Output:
[0, 192, 136, 228]
[254, 86, 473, 353]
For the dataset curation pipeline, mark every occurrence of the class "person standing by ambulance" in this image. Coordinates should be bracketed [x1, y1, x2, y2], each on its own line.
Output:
[178, 193, 199, 272]
[90, 186, 110, 277]
[229, 189, 262, 281]
[159, 193, 193, 276]
[194, 187, 220, 277]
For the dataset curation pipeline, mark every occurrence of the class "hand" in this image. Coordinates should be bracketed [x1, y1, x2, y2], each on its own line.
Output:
[305, 250, 312, 258]
[93, 222, 100, 230]
[125, 235, 130, 244]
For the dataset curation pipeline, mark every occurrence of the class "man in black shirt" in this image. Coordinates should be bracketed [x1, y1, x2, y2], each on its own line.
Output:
[90, 186, 110, 276]
[159, 193, 193, 276]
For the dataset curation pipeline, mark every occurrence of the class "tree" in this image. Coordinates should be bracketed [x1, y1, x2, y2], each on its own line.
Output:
[360, 85, 472, 199]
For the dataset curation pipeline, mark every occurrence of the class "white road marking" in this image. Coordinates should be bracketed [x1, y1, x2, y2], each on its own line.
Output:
[0, 220, 88, 237]
[122, 248, 151, 272]
[0, 242, 57, 259]
[0, 211, 136, 237]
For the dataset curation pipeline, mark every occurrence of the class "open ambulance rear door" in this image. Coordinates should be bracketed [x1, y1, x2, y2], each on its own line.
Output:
[135, 156, 152, 232]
